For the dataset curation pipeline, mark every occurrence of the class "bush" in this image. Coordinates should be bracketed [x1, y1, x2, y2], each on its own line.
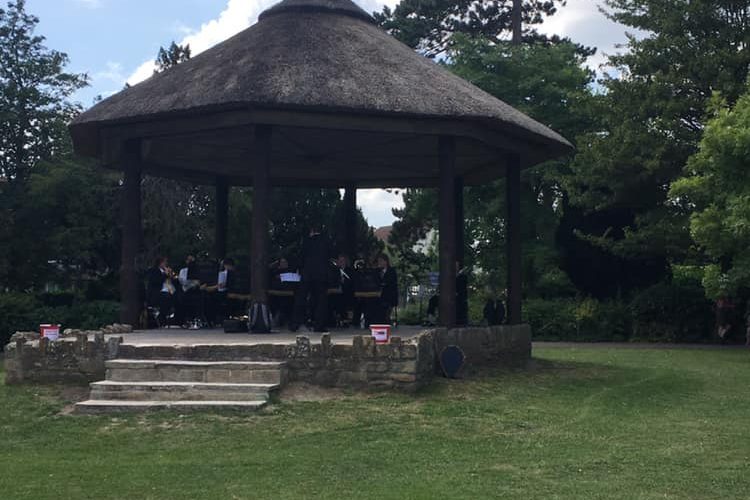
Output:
[629, 280, 714, 342]
[524, 298, 577, 340]
[397, 303, 423, 325]
[0, 293, 120, 349]
[0, 293, 42, 348]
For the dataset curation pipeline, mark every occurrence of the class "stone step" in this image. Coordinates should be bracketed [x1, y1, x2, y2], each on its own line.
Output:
[73, 399, 267, 415]
[89, 381, 279, 402]
[105, 359, 287, 385]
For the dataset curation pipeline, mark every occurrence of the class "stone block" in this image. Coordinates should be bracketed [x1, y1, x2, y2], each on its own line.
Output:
[296, 336, 311, 358]
[390, 373, 417, 383]
[364, 361, 390, 374]
[391, 360, 417, 374]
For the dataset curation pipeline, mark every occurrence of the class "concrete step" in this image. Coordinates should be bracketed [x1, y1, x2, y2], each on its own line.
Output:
[89, 381, 280, 402]
[105, 359, 287, 385]
[74, 399, 267, 415]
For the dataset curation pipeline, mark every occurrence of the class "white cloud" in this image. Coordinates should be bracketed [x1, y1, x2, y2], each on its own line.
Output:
[75, 0, 103, 8]
[93, 61, 125, 83]
[538, 0, 638, 73]
[357, 189, 404, 228]
[125, 0, 398, 86]
[126, 0, 276, 86]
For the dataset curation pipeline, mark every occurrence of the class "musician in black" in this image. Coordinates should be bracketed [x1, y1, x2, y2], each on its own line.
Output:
[269, 256, 294, 328]
[290, 224, 331, 333]
[376, 253, 398, 324]
[330, 253, 354, 327]
[146, 256, 176, 326]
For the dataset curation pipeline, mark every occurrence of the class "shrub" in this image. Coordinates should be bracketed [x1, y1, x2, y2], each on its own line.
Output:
[397, 303, 423, 326]
[525, 297, 631, 342]
[629, 280, 714, 342]
[0, 293, 120, 349]
[524, 298, 577, 340]
[0, 293, 42, 347]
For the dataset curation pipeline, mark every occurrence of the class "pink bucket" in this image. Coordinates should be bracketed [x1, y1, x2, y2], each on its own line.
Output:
[40, 324, 61, 341]
[369, 324, 391, 344]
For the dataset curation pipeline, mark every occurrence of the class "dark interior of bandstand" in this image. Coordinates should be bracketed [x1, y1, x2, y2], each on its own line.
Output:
[101, 119, 526, 331]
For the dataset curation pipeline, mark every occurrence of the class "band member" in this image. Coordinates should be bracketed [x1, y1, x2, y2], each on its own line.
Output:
[146, 256, 176, 326]
[204, 258, 237, 325]
[290, 224, 331, 333]
[269, 257, 295, 327]
[330, 253, 354, 326]
[376, 253, 398, 324]
[178, 255, 202, 326]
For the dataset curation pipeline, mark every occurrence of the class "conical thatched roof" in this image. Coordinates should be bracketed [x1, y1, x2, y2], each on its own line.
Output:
[70, 0, 573, 187]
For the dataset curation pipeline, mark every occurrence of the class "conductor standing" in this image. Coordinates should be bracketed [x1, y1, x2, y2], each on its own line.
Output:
[290, 223, 330, 332]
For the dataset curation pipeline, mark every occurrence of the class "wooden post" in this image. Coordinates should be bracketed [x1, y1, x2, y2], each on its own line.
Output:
[439, 136, 457, 328]
[215, 176, 229, 260]
[120, 139, 142, 326]
[344, 186, 357, 260]
[512, 0, 522, 45]
[251, 125, 271, 305]
[506, 152, 522, 324]
[455, 176, 467, 326]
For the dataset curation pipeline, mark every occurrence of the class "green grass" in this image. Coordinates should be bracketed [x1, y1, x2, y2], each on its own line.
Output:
[1, 346, 749, 499]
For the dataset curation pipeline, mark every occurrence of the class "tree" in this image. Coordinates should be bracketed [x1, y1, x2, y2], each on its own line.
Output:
[0, 0, 87, 185]
[373, 0, 565, 57]
[389, 36, 595, 297]
[155, 42, 191, 74]
[0, 0, 88, 289]
[669, 90, 750, 299]
[561, 0, 750, 294]
[10, 159, 120, 290]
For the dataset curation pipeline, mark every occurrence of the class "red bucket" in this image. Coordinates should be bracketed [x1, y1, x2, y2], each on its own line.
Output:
[369, 324, 391, 344]
[40, 324, 61, 341]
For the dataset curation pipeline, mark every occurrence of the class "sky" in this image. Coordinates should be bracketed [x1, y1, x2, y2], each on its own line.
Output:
[27, 0, 634, 228]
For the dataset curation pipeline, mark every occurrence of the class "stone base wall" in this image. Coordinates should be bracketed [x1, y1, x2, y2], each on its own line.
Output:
[284, 333, 435, 391]
[429, 324, 532, 369]
[4, 329, 124, 385]
[4, 325, 531, 390]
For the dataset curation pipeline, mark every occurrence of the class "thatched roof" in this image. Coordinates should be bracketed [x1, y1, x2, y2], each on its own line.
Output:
[69, 0, 573, 187]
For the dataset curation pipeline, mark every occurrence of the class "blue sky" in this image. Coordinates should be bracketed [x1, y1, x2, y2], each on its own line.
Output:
[25, 0, 632, 227]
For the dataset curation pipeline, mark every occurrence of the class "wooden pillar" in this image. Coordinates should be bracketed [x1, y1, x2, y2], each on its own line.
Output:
[251, 125, 271, 305]
[506, 152, 522, 324]
[344, 186, 357, 260]
[120, 139, 142, 326]
[439, 136, 457, 328]
[215, 176, 229, 260]
[455, 176, 467, 326]
[455, 176, 465, 268]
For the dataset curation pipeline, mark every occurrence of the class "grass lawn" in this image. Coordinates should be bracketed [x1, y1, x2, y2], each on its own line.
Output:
[1, 346, 749, 499]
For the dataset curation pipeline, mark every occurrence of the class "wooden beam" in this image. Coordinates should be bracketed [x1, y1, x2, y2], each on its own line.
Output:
[344, 186, 357, 260]
[119, 139, 142, 326]
[251, 125, 271, 305]
[215, 176, 229, 259]
[439, 136, 457, 328]
[506, 152, 522, 324]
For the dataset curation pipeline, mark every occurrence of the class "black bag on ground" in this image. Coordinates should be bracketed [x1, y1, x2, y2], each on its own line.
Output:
[223, 318, 248, 333]
[249, 302, 272, 333]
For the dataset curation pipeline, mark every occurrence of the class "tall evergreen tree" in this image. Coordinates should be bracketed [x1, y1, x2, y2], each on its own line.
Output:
[561, 0, 750, 294]
[374, 0, 565, 57]
[155, 42, 191, 74]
